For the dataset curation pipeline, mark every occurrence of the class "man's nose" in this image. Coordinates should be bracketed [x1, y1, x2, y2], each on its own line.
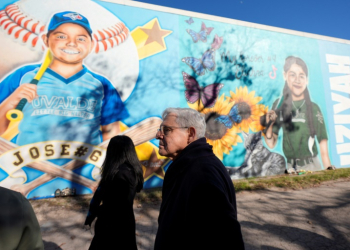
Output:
[156, 130, 162, 139]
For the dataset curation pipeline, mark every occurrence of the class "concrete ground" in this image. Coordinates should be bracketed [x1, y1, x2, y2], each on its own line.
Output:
[31, 179, 350, 250]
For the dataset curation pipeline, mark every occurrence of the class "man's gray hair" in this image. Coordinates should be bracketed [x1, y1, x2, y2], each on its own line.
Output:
[162, 108, 206, 138]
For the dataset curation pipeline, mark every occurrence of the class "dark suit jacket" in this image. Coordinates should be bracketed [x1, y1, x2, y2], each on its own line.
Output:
[0, 186, 44, 250]
[155, 138, 245, 250]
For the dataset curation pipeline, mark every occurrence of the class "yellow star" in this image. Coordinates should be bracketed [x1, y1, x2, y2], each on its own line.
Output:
[131, 18, 172, 60]
[141, 149, 170, 181]
[140, 20, 172, 47]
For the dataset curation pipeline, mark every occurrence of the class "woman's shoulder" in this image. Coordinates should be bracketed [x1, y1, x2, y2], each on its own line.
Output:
[116, 164, 135, 180]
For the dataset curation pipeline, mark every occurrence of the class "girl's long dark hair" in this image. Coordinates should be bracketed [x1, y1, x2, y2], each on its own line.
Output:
[281, 56, 316, 137]
[100, 135, 144, 192]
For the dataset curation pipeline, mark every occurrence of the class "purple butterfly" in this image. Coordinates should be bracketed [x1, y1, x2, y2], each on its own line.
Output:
[185, 17, 194, 25]
[211, 34, 223, 51]
[182, 72, 223, 108]
[186, 22, 214, 43]
[182, 49, 215, 76]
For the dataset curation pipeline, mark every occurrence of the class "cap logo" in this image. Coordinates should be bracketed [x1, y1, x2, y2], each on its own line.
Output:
[63, 13, 83, 21]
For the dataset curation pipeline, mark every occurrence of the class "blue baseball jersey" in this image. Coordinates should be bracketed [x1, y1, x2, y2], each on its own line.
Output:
[0, 64, 129, 146]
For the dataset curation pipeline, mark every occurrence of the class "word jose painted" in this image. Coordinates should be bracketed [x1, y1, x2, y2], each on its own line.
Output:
[0, 141, 105, 170]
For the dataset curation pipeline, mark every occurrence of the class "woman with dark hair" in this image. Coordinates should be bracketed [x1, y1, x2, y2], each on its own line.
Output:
[85, 135, 144, 250]
[265, 56, 332, 172]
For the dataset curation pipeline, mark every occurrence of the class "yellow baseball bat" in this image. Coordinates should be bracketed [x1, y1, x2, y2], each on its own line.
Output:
[1, 50, 53, 140]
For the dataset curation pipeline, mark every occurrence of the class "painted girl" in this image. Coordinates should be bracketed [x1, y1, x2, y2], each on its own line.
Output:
[265, 56, 332, 172]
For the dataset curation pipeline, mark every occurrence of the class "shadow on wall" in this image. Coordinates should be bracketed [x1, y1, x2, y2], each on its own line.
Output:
[180, 34, 287, 179]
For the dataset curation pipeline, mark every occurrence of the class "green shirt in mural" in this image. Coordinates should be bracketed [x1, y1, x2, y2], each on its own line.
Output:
[272, 99, 328, 161]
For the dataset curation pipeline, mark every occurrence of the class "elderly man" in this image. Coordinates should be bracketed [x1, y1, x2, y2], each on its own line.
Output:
[154, 108, 245, 250]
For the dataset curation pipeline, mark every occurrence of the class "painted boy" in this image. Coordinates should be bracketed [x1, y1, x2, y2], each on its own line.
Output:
[0, 11, 128, 149]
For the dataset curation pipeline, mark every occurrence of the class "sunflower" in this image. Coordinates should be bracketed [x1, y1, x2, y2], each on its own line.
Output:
[188, 94, 242, 160]
[227, 86, 267, 133]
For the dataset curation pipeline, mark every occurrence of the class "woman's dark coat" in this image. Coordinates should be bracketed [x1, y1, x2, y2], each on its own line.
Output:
[85, 164, 138, 250]
[155, 138, 245, 250]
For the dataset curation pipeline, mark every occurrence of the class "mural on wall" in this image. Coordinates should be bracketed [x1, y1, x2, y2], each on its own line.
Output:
[0, 0, 349, 199]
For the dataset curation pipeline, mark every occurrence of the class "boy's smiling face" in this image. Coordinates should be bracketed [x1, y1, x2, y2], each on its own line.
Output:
[42, 23, 94, 65]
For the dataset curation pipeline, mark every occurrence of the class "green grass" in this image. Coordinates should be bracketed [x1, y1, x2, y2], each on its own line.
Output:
[233, 168, 350, 192]
[30, 168, 350, 209]
[136, 168, 350, 201]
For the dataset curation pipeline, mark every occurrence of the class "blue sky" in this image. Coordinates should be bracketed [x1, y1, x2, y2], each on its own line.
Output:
[135, 0, 350, 41]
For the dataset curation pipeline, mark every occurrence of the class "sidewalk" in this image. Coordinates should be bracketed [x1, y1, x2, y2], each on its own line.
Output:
[31, 179, 350, 250]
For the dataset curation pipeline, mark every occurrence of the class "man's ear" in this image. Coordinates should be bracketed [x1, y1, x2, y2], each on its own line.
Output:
[187, 127, 196, 144]
[42, 34, 48, 48]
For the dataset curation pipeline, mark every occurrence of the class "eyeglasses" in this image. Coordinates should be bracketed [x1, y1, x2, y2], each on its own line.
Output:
[157, 125, 188, 136]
